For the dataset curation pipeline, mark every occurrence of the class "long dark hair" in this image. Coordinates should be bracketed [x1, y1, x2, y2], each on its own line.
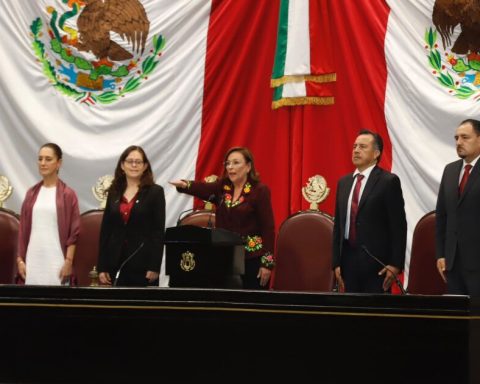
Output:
[108, 145, 154, 199]
[221, 146, 260, 183]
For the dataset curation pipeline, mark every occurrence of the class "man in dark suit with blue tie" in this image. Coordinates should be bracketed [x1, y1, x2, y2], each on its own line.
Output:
[436, 119, 480, 297]
[332, 129, 407, 293]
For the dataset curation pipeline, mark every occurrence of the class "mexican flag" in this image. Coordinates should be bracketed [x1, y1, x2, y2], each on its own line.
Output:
[270, 0, 336, 109]
[1, 0, 478, 286]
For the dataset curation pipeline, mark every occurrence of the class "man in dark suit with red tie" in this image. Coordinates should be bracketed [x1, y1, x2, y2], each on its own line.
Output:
[436, 119, 480, 297]
[332, 129, 407, 293]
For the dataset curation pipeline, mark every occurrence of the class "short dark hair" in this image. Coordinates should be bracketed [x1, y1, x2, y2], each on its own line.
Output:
[40, 143, 63, 160]
[460, 119, 480, 135]
[358, 129, 383, 163]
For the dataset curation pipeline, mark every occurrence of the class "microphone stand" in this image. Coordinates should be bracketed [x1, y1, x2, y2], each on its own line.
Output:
[177, 195, 217, 226]
[207, 212, 214, 228]
[176, 208, 195, 226]
[361, 245, 407, 295]
[113, 242, 145, 286]
[207, 195, 223, 228]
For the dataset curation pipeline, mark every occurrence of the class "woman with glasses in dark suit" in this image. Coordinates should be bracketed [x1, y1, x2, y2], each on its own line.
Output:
[98, 145, 165, 287]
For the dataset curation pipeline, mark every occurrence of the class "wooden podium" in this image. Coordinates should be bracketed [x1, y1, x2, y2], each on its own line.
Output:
[165, 225, 245, 288]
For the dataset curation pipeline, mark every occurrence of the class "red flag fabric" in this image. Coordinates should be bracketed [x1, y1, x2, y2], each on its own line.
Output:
[200, 0, 391, 225]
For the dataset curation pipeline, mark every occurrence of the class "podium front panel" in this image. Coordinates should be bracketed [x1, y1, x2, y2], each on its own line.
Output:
[165, 225, 245, 288]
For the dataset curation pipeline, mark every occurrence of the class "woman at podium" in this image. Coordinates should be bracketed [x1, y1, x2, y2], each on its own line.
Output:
[97, 146, 165, 287]
[170, 147, 275, 289]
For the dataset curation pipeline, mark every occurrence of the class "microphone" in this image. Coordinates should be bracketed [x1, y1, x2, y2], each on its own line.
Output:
[361, 245, 407, 295]
[206, 194, 216, 205]
[206, 194, 217, 228]
[113, 242, 145, 286]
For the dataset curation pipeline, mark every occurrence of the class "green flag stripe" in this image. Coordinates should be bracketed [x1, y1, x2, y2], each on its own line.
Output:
[271, 0, 289, 81]
[273, 84, 284, 101]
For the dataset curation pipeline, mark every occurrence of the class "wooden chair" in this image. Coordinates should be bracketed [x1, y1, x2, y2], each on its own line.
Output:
[408, 211, 446, 295]
[272, 210, 334, 292]
[0, 208, 20, 284]
[74, 209, 104, 286]
[179, 209, 215, 228]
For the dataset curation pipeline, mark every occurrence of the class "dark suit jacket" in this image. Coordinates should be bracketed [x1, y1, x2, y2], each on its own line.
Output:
[436, 159, 480, 271]
[332, 166, 407, 271]
[97, 184, 165, 275]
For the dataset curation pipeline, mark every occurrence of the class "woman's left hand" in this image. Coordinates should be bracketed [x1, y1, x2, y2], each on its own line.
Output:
[257, 267, 271, 287]
[59, 259, 73, 280]
[146, 271, 159, 283]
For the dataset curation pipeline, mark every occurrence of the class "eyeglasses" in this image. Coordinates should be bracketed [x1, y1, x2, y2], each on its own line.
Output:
[124, 159, 144, 166]
[224, 160, 245, 168]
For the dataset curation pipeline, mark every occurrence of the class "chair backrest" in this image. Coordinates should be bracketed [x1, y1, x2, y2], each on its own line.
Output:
[0, 208, 19, 284]
[272, 210, 334, 292]
[75, 209, 104, 286]
[408, 211, 446, 295]
[179, 210, 215, 227]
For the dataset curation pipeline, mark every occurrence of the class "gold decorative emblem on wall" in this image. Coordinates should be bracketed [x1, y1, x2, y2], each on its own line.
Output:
[92, 175, 114, 209]
[180, 251, 196, 272]
[0, 175, 13, 208]
[302, 175, 330, 210]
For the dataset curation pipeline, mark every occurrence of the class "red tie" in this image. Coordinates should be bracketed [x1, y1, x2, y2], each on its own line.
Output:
[349, 174, 364, 246]
[459, 164, 472, 196]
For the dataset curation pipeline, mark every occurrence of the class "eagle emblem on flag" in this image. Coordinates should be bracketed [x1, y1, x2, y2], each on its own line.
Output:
[29, 0, 165, 105]
[424, 0, 480, 100]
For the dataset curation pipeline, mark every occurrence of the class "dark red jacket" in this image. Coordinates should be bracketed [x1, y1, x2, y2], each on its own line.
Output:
[179, 179, 275, 261]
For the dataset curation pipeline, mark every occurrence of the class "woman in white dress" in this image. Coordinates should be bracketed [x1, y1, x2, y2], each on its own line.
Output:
[16, 143, 80, 285]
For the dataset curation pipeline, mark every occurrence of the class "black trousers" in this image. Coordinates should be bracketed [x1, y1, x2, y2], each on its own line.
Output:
[341, 241, 385, 294]
[447, 248, 480, 297]
[242, 257, 268, 290]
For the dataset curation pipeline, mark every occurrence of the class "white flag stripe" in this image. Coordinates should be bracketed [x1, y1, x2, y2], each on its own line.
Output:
[284, 0, 310, 77]
[282, 81, 308, 97]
